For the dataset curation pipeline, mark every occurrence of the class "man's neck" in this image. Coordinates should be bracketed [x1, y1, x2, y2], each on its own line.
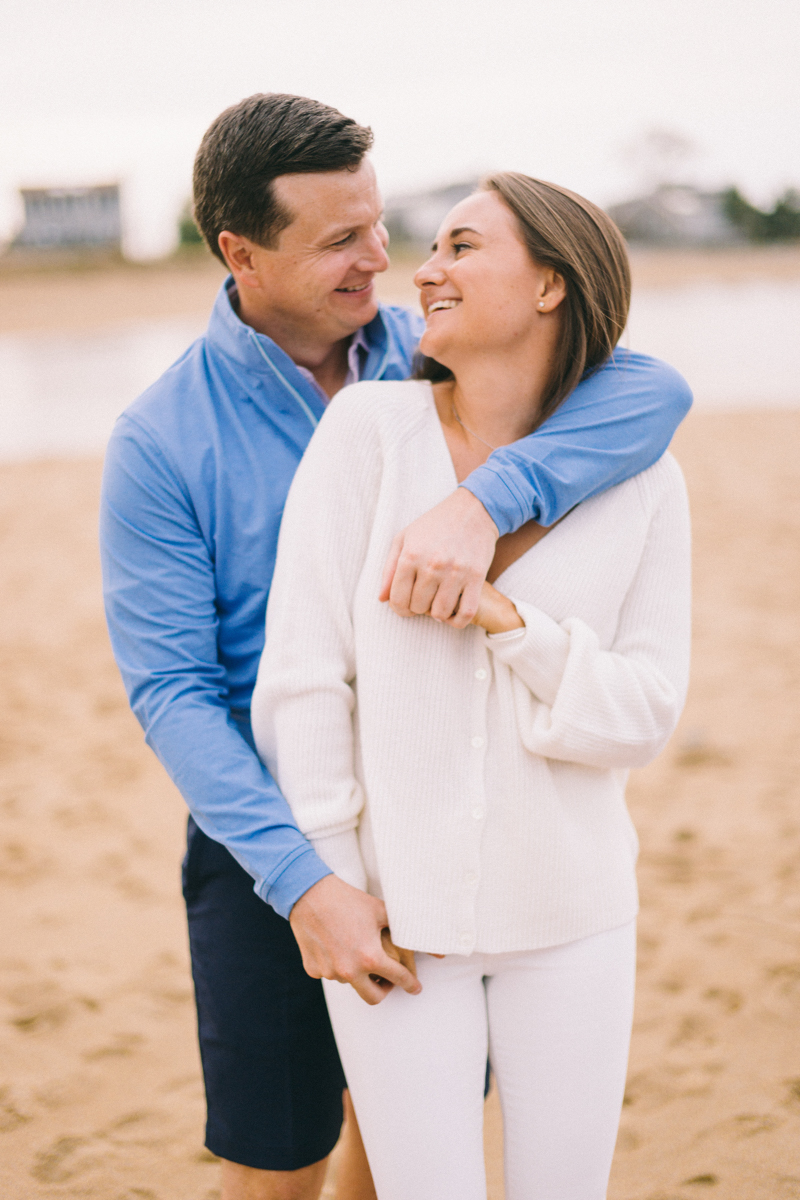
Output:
[308, 339, 351, 399]
[236, 288, 351, 400]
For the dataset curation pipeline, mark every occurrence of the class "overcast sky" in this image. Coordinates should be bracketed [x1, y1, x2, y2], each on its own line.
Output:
[2, 0, 798, 257]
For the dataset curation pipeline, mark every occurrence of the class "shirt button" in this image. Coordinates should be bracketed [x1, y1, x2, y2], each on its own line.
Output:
[472, 808, 485, 821]
[470, 735, 484, 749]
[475, 668, 488, 681]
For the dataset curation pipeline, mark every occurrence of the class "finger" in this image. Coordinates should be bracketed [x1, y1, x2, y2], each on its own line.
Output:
[444, 576, 483, 629]
[379, 534, 404, 602]
[405, 572, 441, 617]
[350, 974, 393, 1005]
[387, 557, 419, 617]
[371, 953, 422, 995]
[397, 946, 417, 977]
[428, 578, 466, 622]
[381, 930, 418, 980]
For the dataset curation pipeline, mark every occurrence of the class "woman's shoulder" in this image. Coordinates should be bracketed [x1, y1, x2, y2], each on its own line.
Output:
[322, 378, 434, 439]
[578, 452, 687, 525]
[632, 451, 687, 506]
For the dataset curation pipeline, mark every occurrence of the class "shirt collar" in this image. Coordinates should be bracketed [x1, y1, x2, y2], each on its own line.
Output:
[208, 278, 383, 406]
[294, 323, 371, 405]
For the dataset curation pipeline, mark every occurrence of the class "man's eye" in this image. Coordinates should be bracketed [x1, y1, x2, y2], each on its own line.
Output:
[332, 232, 355, 248]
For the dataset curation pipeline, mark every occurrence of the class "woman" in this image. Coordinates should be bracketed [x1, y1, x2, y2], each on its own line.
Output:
[251, 174, 691, 1200]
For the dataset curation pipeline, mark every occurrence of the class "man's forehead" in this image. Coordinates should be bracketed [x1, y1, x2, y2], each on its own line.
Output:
[273, 162, 381, 238]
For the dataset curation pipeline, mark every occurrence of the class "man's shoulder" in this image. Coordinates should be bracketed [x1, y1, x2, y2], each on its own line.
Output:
[378, 301, 425, 336]
[118, 335, 210, 435]
[374, 302, 425, 368]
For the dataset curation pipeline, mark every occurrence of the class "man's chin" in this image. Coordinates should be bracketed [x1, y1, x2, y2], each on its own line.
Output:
[332, 286, 380, 332]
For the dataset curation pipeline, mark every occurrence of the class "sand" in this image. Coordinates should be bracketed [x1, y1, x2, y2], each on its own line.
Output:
[1, 411, 798, 1200]
[1, 253, 799, 1197]
[2, 243, 800, 334]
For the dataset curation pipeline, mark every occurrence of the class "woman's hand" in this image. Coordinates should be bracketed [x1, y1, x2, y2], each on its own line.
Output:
[470, 581, 525, 635]
[366, 928, 417, 994]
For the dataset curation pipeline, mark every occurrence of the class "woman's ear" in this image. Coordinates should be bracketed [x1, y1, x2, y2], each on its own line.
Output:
[537, 270, 567, 314]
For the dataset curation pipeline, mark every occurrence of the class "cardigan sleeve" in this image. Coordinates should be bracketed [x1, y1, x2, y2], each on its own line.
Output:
[250, 387, 384, 892]
[486, 458, 691, 770]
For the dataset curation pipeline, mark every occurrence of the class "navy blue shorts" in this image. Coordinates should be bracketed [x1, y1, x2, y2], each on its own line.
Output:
[182, 817, 347, 1170]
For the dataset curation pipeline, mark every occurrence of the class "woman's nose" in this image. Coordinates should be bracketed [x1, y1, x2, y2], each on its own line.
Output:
[414, 256, 446, 290]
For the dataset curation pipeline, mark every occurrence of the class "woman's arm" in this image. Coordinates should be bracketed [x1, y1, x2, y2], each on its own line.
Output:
[478, 460, 691, 771]
[250, 388, 384, 893]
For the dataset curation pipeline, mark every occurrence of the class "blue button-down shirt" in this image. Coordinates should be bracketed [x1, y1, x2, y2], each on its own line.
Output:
[100, 279, 691, 918]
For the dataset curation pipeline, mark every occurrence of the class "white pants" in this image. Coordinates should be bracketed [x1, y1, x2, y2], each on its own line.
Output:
[324, 921, 636, 1200]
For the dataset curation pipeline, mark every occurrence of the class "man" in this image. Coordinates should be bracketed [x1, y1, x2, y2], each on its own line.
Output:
[100, 93, 691, 1200]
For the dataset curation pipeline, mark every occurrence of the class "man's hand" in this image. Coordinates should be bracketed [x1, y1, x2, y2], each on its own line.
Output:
[289, 874, 422, 1005]
[379, 488, 499, 628]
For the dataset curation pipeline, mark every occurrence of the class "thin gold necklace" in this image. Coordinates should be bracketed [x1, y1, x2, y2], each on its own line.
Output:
[451, 401, 498, 453]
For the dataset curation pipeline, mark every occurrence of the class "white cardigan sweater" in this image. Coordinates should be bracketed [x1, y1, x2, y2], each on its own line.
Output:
[252, 381, 691, 955]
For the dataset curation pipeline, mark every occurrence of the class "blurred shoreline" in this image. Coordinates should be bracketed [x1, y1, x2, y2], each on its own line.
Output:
[2, 244, 800, 334]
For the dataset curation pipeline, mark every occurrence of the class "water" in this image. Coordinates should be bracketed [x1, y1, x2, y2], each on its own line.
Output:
[1, 281, 798, 460]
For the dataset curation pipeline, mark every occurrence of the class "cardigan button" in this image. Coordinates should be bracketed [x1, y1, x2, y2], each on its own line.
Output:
[470, 735, 484, 749]
[474, 668, 488, 681]
[471, 808, 485, 821]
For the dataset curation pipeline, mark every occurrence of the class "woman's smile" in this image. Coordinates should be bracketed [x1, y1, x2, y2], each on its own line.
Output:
[426, 298, 461, 315]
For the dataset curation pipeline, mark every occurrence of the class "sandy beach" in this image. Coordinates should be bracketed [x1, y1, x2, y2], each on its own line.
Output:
[1, 256, 799, 1199]
[2, 243, 800, 334]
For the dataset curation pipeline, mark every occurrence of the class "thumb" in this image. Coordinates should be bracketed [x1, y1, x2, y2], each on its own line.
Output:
[379, 533, 404, 601]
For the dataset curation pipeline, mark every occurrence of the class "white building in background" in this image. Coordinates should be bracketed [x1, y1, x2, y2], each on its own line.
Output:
[383, 179, 480, 246]
[13, 184, 121, 250]
[608, 185, 742, 247]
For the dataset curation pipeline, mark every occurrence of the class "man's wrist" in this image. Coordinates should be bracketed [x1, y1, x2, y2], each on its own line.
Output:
[456, 485, 500, 539]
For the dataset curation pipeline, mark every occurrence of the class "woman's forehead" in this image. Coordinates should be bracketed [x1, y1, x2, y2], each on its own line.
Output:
[436, 190, 516, 241]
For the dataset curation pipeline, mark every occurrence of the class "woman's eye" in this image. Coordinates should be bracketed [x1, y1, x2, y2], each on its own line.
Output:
[453, 242, 471, 254]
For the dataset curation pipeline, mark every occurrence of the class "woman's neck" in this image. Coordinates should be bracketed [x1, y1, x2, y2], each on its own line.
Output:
[432, 352, 553, 482]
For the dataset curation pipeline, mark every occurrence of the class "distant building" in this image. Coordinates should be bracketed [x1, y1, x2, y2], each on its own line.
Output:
[383, 179, 480, 246]
[608, 184, 743, 247]
[13, 184, 121, 251]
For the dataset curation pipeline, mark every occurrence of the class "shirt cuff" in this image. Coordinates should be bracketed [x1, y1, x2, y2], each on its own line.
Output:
[259, 845, 333, 919]
[488, 626, 526, 643]
[484, 598, 570, 707]
[310, 829, 368, 893]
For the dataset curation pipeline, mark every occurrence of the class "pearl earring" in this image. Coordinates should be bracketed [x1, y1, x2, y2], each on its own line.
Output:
[538, 301, 545, 309]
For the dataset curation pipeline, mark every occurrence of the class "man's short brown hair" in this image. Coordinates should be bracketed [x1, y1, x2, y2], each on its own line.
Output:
[193, 93, 374, 262]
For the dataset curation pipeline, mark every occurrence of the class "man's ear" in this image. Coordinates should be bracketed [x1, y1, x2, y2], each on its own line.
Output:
[217, 231, 262, 289]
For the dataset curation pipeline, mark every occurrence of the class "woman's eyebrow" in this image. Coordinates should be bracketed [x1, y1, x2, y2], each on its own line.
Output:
[449, 226, 480, 238]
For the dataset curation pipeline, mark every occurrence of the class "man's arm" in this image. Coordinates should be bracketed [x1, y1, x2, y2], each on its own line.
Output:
[100, 417, 331, 919]
[381, 350, 692, 627]
[100, 416, 419, 998]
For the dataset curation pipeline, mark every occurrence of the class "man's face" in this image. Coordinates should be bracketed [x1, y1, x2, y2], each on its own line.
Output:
[234, 160, 389, 345]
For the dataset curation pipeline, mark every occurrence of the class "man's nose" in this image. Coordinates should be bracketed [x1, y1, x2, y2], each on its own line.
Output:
[359, 228, 390, 273]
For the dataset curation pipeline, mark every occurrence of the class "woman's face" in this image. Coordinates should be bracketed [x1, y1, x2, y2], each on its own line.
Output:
[414, 190, 559, 369]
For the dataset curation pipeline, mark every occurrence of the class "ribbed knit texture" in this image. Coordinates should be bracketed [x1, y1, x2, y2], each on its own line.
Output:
[252, 381, 691, 955]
